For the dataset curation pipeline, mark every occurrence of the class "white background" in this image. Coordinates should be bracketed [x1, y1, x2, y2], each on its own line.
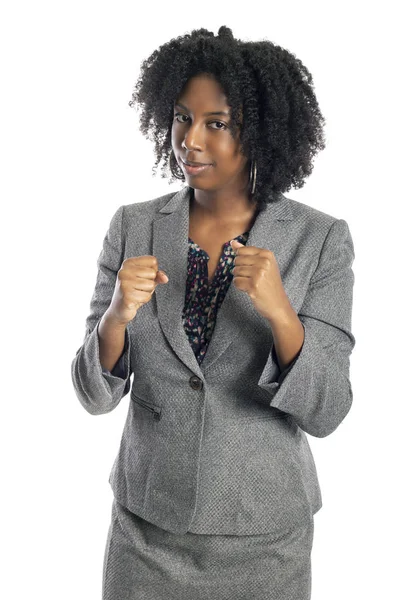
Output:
[1, 1, 399, 598]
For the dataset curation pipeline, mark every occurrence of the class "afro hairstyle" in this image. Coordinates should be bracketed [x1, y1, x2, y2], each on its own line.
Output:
[129, 26, 326, 211]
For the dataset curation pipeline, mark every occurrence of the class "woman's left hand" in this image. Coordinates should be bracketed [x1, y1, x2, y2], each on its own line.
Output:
[230, 239, 291, 322]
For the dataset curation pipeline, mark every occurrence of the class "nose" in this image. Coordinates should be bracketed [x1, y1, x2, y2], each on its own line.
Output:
[181, 122, 204, 151]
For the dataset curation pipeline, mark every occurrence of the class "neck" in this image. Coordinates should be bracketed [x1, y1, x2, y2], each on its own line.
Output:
[190, 186, 258, 225]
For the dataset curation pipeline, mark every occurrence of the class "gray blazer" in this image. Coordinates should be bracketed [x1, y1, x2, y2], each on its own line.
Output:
[71, 185, 356, 535]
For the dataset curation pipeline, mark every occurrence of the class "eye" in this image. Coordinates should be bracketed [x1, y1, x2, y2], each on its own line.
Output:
[210, 121, 227, 130]
[174, 113, 189, 124]
[173, 113, 227, 130]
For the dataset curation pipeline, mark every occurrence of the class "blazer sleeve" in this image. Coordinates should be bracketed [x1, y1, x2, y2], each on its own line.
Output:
[71, 205, 132, 415]
[257, 218, 356, 438]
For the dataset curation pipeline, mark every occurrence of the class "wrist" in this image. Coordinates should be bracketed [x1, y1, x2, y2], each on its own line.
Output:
[267, 299, 295, 329]
[102, 308, 130, 330]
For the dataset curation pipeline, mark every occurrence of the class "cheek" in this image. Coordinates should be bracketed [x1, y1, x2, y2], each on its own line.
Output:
[171, 127, 178, 144]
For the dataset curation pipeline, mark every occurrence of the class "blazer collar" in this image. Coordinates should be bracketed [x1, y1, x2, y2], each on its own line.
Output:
[153, 186, 293, 377]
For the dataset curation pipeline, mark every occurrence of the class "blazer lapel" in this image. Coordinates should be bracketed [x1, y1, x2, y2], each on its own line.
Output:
[153, 186, 293, 377]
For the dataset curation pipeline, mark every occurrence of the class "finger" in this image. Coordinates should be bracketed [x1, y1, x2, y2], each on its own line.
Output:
[233, 255, 270, 269]
[230, 242, 264, 256]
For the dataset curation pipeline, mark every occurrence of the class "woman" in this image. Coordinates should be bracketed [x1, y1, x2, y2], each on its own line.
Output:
[71, 26, 356, 599]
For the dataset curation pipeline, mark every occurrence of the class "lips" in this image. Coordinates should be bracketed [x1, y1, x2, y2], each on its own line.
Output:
[180, 158, 212, 176]
[182, 159, 211, 167]
[181, 161, 212, 175]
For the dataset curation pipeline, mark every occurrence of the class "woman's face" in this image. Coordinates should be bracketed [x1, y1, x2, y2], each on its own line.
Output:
[171, 74, 250, 193]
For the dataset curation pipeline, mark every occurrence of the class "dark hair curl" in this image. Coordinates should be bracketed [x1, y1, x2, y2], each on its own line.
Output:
[129, 26, 326, 210]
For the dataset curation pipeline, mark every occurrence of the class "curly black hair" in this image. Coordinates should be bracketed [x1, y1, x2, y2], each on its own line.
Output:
[129, 26, 326, 211]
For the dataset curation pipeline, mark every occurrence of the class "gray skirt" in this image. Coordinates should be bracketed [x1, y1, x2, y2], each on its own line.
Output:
[102, 497, 314, 600]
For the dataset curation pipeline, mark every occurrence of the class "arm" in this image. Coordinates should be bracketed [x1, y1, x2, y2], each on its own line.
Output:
[99, 310, 129, 373]
[268, 304, 305, 373]
[257, 218, 356, 438]
[71, 206, 132, 415]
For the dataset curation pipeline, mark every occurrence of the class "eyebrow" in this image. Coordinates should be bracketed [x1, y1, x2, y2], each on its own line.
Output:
[174, 102, 230, 117]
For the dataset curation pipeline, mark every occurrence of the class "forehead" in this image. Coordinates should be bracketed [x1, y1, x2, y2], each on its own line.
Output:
[175, 74, 229, 108]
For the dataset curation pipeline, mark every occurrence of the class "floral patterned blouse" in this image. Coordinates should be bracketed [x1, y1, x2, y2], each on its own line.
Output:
[183, 231, 250, 366]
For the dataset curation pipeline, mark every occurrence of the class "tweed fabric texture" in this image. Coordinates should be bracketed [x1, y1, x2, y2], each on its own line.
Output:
[71, 185, 356, 535]
[102, 497, 314, 600]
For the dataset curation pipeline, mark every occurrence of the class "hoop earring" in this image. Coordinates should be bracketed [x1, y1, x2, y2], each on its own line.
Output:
[249, 160, 257, 195]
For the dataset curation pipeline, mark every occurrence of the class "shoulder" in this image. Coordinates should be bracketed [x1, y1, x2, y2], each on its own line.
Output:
[117, 190, 179, 239]
[283, 194, 340, 226]
[122, 190, 177, 220]
[281, 193, 352, 241]
[274, 194, 354, 261]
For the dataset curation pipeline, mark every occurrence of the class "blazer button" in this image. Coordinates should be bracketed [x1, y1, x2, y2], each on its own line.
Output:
[189, 375, 203, 390]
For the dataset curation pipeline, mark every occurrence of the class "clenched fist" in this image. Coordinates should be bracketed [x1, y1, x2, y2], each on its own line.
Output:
[107, 256, 168, 325]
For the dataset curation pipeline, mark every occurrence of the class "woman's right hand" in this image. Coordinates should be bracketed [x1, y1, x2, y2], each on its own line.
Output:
[107, 256, 169, 325]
